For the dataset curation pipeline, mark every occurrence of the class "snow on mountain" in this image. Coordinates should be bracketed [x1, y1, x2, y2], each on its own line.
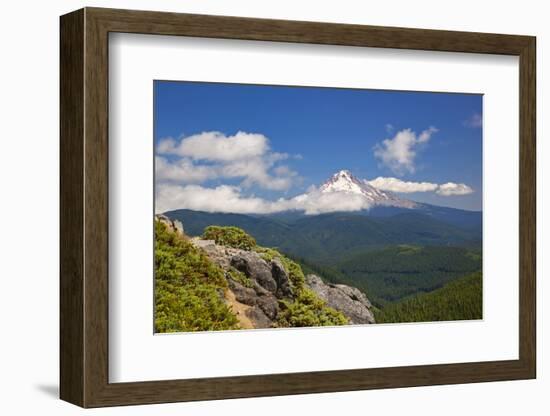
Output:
[319, 170, 417, 209]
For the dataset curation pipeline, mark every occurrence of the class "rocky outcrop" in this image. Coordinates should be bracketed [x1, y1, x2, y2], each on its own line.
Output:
[191, 238, 284, 328]
[271, 258, 294, 298]
[189, 237, 375, 328]
[156, 214, 376, 328]
[306, 275, 376, 324]
[156, 214, 184, 236]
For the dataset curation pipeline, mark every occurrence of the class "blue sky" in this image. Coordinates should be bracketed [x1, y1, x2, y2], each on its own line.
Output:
[154, 80, 482, 213]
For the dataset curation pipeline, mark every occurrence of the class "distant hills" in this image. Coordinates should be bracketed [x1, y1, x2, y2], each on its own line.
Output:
[164, 207, 481, 262]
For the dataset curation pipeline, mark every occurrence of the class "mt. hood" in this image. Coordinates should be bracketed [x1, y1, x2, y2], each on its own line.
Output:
[318, 170, 417, 209]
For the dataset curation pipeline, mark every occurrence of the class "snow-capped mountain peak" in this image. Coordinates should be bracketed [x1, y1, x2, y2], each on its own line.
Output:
[319, 170, 417, 209]
[320, 170, 364, 194]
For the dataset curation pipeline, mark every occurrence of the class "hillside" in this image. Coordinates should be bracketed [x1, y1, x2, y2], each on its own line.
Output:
[375, 272, 483, 323]
[155, 216, 376, 332]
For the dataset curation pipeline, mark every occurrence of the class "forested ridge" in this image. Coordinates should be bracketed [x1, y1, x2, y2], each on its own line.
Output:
[289, 244, 481, 307]
[375, 272, 482, 323]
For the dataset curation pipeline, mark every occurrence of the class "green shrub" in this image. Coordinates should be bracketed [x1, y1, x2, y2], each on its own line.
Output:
[155, 221, 238, 332]
[155, 221, 226, 287]
[202, 226, 257, 251]
[256, 246, 279, 262]
[155, 281, 239, 332]
[227, 267, 254, 288]
[278, 288, 349, 327]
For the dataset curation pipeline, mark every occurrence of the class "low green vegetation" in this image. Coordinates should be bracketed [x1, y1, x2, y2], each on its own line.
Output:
[277, 288, 349, 327]
[202, 225, 256, 251]
[155, 221, 239, 332]
[155, 281, 239, 332]
[375, 271, 482, 323]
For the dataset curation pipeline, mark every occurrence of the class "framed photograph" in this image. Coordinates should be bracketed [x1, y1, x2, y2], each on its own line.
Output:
[60, 7, 536, 408]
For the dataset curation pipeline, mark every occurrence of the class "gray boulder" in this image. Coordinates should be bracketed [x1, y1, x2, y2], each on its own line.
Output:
[191, 238, 232, 269]
[271, 258, 294, 298]
[227, 279, 257, 306]
[230, 251, 278, 294]
[306, 274, 375, 324]
[227, 278, 280, 321]
[255, 295, 279, 320]
[245, 306, 273, 329]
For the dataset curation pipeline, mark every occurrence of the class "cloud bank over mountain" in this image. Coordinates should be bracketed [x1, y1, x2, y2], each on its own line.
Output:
[155, 130, 475, 215]
[155, 183, 375, 215]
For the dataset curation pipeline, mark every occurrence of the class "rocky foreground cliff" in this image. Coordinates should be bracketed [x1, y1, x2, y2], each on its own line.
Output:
[156, 214, 374, 331]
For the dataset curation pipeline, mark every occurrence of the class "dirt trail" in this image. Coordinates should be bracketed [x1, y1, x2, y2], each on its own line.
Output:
[225, 289, 255, 329]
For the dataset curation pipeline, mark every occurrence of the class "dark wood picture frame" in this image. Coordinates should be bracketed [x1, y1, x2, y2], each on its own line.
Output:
[60, 7, 536, 408]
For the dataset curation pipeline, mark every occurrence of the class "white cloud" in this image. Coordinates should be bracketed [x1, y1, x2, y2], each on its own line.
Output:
[418, 126, 438, 143]
[220, 157, 294, 191]
[463, 113, 482, 128]
[156, 131, 298, 191]
[156, 184, 279, 214]
[155, 156, 216, 183]
[155, 184, 372, 215]
[373, 127, 438, 175]
[157, 131, 269, 162]
[368, 177, 439, 193]
[156, 137, 177, 154]
[368, 176, 474, 196]
[288, 187, 373, 215]
[436, 182, 474, 196]
[273, 165, 294, 176]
